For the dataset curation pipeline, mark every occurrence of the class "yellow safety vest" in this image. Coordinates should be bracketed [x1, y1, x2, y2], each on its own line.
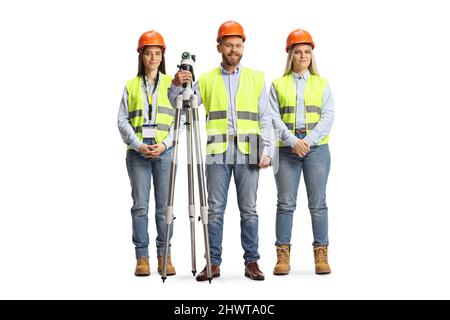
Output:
[273, 73, 329, 146]
[199, 67, 264, 155]
[126, 74, 174, 146]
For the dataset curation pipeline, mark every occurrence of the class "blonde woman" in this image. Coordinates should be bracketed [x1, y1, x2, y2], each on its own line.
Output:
[270, 29, 334, 275]
[117, 30, 176, 276]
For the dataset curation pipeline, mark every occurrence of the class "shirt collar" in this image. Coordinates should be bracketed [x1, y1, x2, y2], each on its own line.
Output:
[292, 70, 310, 80]
[220, 63, 241, 75]
[142, 72, 160, 88]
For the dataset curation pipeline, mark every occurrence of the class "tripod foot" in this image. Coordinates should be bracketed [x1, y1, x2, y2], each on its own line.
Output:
[208, 277, 212, 284]
[192, 270, 196, 276]
[162, 276, 166, 283]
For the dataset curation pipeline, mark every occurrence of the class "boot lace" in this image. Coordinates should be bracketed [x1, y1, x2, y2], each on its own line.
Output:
[314, 247, 328, 262]
[277, 247, 289, 263]
[138, 257, 149, 263]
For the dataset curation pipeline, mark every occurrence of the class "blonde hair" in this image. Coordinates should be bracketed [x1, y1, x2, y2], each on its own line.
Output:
[283, 44, 319, 76]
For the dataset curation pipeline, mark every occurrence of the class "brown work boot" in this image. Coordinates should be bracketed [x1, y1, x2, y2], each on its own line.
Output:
[135, 256, 150, 276]
[196, 264, 220, 281]
[245, 262, 265, 280]
[273, 244, 290, 275]
[314, 246, 331, 274]
[157, 256, 176, 276]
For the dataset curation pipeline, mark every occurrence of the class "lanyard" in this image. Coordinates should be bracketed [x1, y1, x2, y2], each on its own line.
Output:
[144, 77, 153, 123]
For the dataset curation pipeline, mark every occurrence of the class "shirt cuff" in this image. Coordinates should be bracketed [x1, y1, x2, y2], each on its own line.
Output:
[162, 138, 172, 150]
[130, 140, 142, 152]
[262, 146, 274, 158]
[303, 136, 314, 147]
[170, 84, 183, 95]
[286, 135, 298, 148]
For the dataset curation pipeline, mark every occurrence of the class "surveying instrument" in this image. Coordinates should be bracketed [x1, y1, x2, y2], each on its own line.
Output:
[161, 52, 212, 283]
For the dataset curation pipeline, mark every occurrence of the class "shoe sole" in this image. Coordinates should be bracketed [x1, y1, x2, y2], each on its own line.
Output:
[273, 271, 289, 275]
[158, 271, 176, 276]
[135, 273, 150, 277]
[196, 273, 220, 281]
[315, 271, 331, 275]
[245, 273, 265, 280]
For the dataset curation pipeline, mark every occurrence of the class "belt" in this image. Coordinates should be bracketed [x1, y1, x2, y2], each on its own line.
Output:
[295, 128, 306, 133]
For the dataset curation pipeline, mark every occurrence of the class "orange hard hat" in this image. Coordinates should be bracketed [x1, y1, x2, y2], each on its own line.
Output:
[137, 30, 166, 52]
[217, 20, 246, 43]
[285, 29, 315, 52]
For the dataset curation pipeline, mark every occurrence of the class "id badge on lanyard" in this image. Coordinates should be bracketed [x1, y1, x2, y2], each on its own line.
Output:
[142, 125, 157, 138]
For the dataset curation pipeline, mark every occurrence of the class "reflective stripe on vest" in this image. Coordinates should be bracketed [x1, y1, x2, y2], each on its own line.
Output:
[126, 74, 174, 146]
[199, 67, 264, 155]
[273, 73, 329, 146]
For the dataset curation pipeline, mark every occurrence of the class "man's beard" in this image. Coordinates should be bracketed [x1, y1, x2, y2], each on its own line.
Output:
[222, 52, 242, 67]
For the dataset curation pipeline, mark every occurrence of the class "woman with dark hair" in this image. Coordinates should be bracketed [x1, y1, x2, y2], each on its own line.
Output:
[118, 30, 176, 277]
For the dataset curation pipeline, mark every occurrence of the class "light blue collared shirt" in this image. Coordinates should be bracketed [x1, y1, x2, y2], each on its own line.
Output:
[117, 73, 175, 151]
[270, 70, 334, 147]
[169, 64, 274, 157]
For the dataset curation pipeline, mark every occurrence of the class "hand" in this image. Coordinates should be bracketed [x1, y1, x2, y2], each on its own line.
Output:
[172, 70, 193, 87]
[145, 143, 166, 158]
[138, 143, 153, 156]
[292, 139, 310, 157]
[258, 155, 271, 169]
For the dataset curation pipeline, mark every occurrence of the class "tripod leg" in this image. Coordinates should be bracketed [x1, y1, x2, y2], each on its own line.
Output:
[191, 95, 213, 283]
[162, 96, 183, 283]
[185, 106, 197, 276]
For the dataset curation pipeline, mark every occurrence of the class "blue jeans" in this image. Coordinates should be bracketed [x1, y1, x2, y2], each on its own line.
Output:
[274, 133, 331, 246]
[126, 138, 173, 258]
[206, 141, 260, 265]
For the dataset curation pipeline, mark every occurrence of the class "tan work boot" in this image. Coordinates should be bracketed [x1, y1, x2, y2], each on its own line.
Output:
[273, 244, 291, 275]
[314, 246, 331, 274]
[157, 256, 176, 276]
[135, 256, 150, 276]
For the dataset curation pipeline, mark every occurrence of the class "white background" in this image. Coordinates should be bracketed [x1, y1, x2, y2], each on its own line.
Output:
[0, 0, 449, 299]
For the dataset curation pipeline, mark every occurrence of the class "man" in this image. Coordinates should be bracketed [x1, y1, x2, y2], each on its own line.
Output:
[169, 20, 273, 281]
